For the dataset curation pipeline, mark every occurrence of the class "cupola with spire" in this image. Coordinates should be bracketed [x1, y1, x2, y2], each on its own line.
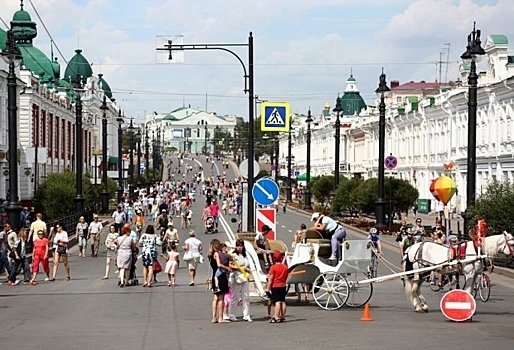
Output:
[64, 49, 93, 86]
[339, 73, 366, 116]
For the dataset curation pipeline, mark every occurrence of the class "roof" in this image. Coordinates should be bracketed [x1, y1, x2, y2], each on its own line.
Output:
[18, 44, 56, 84]
[489, 34, 508, 45]
[392, 81, 443, 91]
[13, 8, 32, 22]
[340, 92, 366, 116]
[64, 49, 93, 85]
[97, 73, 113, 99]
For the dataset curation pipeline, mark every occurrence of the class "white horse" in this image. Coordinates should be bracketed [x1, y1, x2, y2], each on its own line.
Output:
[403, 232, 514, 313]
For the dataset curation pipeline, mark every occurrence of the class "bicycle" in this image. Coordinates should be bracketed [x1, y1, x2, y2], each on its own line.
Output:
[429, 271, 465, 292]
[367, 249, 379, 279]
[473, 271, 491, 302]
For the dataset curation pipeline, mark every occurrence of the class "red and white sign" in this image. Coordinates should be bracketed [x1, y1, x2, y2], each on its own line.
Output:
[440, 290, 476, 322]
[256, 208, 276, 240]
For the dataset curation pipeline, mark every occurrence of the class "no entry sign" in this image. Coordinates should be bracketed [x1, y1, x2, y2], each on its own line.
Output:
[440, 290, 476, 322]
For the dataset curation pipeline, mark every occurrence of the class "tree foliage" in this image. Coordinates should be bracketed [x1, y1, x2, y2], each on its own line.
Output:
[464, 179, 514, 234]
[332, 177, 364, 212]
[347, 177, 419, 215]
[35, 171, 118, 219]
[310, 175, 334, 205]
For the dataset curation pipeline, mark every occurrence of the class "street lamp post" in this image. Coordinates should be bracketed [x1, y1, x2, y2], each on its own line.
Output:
[145, 126, 150, 193]
[304, 109, 313, 210]
[156, 32, 255, 231]
[332, 96, 342, 191]
[100, 96, 109, 213]
[73, 73, 85, 212]
[1, 29, 23, 231]
[117, 111, 124, 205]
[375, 70, 390, 228]
[274, 136, 279, 183]
[128, 119, 136, 197]
[137, 128, 142, 191]
[204, 124, 208, 155]
[461, 23, 485, 233]
[286, 129, 292, 202]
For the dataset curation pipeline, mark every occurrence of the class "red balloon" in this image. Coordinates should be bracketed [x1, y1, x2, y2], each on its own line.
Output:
[430, 179, 441, 202]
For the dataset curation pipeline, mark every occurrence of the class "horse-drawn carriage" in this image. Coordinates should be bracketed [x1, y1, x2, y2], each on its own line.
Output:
[231, 226, 514, 314]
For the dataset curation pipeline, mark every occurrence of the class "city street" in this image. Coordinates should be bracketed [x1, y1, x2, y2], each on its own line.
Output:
[1, 156, 514, 350]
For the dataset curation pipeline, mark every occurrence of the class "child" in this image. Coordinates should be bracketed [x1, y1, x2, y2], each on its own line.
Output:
[163, 242, 180, 286]
[265, 251, 289, 323]
[213, 243, 231, 293]
[255, 225, 273, 269]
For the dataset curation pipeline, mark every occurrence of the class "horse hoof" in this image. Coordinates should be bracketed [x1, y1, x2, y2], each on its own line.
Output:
[415, 306, 423, 313]
[422, 306, 429, 313]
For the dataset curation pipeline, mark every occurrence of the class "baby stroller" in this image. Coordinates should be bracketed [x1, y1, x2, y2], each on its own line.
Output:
[126, 247, 140, 286]
[204, 216, 217, 234]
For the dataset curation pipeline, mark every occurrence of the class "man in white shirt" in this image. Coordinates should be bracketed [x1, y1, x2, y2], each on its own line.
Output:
[89, 215, 103, 257]
[112, 207, 126, 235]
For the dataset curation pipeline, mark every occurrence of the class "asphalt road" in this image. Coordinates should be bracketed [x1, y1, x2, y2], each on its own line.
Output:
[1, 155, 513, 350]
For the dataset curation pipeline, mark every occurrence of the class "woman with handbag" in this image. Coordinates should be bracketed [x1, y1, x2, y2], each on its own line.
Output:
[8, 228, 32, 285]
[138, 225, 162, 287]
[50, 224, 70, 281]
[183, 230, 202, 286]
[227, 239, 252, 322]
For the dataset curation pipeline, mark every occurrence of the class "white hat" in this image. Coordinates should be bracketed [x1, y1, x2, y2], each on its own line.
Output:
[311, 212, 320, 221]
[168, 222, 174, 226]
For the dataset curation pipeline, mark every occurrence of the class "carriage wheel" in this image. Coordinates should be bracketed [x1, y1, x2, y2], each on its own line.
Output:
[312, 272, 349, 310]
[344, 273, 373, 308]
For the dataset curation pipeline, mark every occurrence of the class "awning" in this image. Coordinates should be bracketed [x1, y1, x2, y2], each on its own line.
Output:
[297, 172, 310, 181]
[108, 156, 119, 164]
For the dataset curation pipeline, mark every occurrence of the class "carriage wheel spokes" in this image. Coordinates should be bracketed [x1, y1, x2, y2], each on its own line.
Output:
[345, 272, 373, 308]
[479, 274, 491, 302]
[312, 272, 349, 310]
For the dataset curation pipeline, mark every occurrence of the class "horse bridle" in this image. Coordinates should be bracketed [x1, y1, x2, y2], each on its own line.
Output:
[500, 231, 514, 256]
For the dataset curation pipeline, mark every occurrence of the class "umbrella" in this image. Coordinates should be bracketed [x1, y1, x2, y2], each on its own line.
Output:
[296, 172, 309, 181]
[430, 176, 457, 205]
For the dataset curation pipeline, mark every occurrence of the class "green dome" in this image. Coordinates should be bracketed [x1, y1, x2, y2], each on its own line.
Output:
[163, 114, 178, 121]
[340, 92, 366, 116]
[64, 49, 93, 85]
[97, 73, 113, 99]
[13, 9, 32, 22]
[0, 28, 6, 50]
[347, 75, 356, 82]
[18, 44, 56, 84]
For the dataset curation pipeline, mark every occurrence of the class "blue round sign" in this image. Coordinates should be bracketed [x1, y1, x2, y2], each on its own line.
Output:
[252, 178, 280, 206]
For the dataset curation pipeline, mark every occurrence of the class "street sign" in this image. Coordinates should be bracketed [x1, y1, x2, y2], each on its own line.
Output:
[385, 155, 397, 170]
[252, 178, 280, 206]
[238, 159, 260, 179]
[256, 208, 276, 240]
[261, 102, 290, 132]
[440, 290, 476, 322]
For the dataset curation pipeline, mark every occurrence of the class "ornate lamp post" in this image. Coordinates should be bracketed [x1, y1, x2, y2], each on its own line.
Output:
[461, 23, 485, 232]
[145, 126, 150, 192]
[286, 129, 293, 202]
[116, 111, 124, 204]
[1, 29, 23, 230]
[375, 70, 390, 228]
[100, 96, 109, 213]
[152, 130, 156, 184]
[204, 124, 208, 155]
[332, 96, 342, 191]
[136, 128, 142, 191]
[304, 109, 313, 210]
[128, 119, 136, 197]
[73, 73, 85, 212]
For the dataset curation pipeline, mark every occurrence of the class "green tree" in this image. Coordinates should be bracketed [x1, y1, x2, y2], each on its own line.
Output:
[35, 171, 118, 219]
[332, 177, 364, 212]
[350, 177, 419, 215]
[464, 179, 514, 234]
[310, 176, 334, 206]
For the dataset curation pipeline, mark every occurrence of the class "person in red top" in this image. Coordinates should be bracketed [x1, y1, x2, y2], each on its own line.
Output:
[265, 251, 289, 323]
[30, 230, 50, 284]
[209, 200, 220, 230]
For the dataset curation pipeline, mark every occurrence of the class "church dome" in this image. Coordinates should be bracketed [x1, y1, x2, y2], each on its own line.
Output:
[339, 74, 366, 116]
[64, 49, 93, 85]
[97, 74, 113, 99]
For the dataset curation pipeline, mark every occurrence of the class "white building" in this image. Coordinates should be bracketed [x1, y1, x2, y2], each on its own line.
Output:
[286, 34, 514, 213]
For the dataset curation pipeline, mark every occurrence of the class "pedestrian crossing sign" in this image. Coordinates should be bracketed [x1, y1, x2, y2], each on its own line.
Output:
[261, 102, 291, 131]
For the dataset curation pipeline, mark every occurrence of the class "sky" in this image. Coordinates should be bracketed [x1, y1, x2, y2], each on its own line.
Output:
[1, 0, 512, 123]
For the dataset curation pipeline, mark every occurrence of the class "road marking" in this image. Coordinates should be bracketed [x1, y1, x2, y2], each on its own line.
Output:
[445, 302, 472, 309]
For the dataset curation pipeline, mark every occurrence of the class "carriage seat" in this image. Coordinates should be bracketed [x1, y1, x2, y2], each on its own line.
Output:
[300, 229, 331, 257]
[234, 233, 287, 253]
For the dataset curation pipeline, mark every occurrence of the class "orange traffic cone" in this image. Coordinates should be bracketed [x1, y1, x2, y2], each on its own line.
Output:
[360, 303, 373, 321]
